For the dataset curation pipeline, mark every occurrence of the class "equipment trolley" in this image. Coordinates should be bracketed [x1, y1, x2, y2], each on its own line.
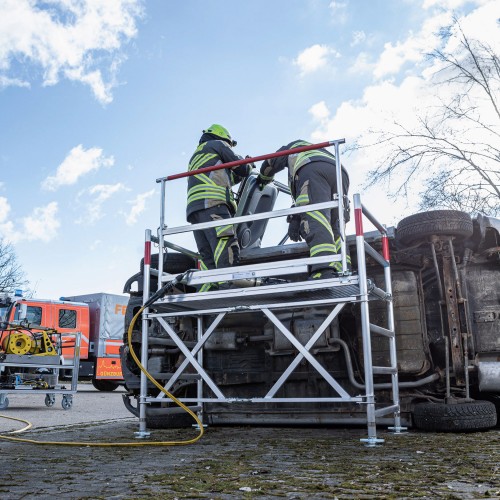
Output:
[0, 327, 81, 410]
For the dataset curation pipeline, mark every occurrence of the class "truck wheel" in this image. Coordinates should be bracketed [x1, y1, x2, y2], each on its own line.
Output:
[412, 400, 497, 432]
[92, 379, 120, 392]
[396, 210, 473, 246]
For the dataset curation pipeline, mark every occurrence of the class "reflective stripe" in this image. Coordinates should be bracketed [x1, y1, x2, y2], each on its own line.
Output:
[216, 224, 234, 237]
[194, 173, 217, 185]
[310, 243, 337, 256]
[329, 261, 343, 272]
[290, 140, 310, 148]
[259, 173, 274, 181]
[189, 152, 218, 171]
[188, 185, 226, 197]
[291, 148, 335, 176]
[188, 193, 227, 204]
[188, 184, 226, 195]
[213, 237, 228, 266]
[199, 282, 214, 292]
[187, 184, 227, 204]
[199, 260, 208, 271]
[295, 194, 309, 205]
[306, 211, 334, 239]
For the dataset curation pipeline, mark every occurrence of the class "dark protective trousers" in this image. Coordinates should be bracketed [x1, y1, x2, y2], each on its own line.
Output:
[189, 205, 240, 291]
[294, 161, 350, 274]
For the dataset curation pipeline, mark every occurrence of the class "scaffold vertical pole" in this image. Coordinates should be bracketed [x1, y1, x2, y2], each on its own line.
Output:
[196, 315, 204, 427]
[383, 232, 405, 433]
[354, 194, 383, 446]
[334, 140, 347, 273]
[135, 229, 152, 438]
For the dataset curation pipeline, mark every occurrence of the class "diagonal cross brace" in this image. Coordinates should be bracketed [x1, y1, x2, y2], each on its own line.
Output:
[262, 305, 351, 399]
[156, 315, 226, 399]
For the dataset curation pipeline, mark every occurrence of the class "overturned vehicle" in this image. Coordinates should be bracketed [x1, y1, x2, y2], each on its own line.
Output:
[120, 171, 499, 434]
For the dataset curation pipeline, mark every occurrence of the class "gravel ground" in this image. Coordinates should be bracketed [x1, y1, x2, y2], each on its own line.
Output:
[1, 415, 499, 499]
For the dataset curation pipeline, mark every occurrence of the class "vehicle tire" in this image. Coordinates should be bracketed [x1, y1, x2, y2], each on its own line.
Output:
[92, 379, 120, 392]
[146, 411, 195, 429]
[412, 400, 497, 432]
[396, 210, 473, 246]
[140, 253, 196, 274]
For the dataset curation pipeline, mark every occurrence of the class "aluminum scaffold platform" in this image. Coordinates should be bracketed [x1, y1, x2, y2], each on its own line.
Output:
[136, 139, 404, 445]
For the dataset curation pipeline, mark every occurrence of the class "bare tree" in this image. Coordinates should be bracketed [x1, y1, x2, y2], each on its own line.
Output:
[367, 19, 500, 216]
[0, 238, 29, 294]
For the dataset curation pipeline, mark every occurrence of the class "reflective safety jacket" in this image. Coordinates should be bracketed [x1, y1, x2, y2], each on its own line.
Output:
[186, 139, 252, 221]
[259, 140, 348, 198]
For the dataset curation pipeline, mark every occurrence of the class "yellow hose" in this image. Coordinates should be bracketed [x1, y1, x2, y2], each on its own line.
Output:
[0, 304, 204, 446]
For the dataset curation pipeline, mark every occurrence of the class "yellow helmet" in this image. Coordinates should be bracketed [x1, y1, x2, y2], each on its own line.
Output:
[203, 124, 237, 146]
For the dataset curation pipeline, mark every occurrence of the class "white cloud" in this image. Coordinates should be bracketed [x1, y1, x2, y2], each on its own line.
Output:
[125, 189, 155, 226]
[0, 197, 10, 221]
[0, 200, 60, 243]
[42, 145, 115, 191]
[22, 202, 60, 242]
[0, 75, 30, 89]
[422, 0, 472, 8]
[0, 0, 143, 104]
[349, 52, 374, 75]
[351, 30, 366, 47]
[309, 1, 500, 221]
[0, 197, 14, 239]
[79, 182, 127, 223]
[329, 1, 349, 24]
[374, 12, 452, 79]
[294, 44, 341, 76]
[309, 101, 331, 122]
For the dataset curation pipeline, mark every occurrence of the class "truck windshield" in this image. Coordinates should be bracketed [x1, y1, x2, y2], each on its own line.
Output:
[14, 304, 42, 325]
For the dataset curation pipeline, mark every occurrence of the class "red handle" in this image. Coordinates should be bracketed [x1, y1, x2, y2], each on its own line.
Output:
[165, 140, 336, 181]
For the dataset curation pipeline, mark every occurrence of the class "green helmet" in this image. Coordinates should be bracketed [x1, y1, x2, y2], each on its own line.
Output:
[203, 124, 237, 146]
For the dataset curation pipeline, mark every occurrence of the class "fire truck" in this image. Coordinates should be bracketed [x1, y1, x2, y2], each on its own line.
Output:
[1, 293, 128, 391]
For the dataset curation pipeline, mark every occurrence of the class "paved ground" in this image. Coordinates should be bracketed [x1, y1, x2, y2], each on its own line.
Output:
[0, 387, 498, 499]
[0, 383, 133, 432]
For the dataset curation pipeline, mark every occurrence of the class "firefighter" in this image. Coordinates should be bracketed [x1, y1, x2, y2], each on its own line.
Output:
[187, 124, 253, 291]
[257, 140, 350, 279]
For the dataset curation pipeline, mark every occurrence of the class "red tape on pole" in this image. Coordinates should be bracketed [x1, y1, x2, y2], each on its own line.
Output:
[382, 235, 390, 261]
[144, 241, 151, 266]
[165, 140, 336, 181]
[355, 208, 363, 236]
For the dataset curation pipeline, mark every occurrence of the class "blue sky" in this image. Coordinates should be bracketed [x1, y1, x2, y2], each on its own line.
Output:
[0, 0, 498, 298]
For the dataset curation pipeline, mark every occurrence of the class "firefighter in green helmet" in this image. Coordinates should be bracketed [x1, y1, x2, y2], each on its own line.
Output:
[257, 140, 350, 280]
[186, 124, 253, 291]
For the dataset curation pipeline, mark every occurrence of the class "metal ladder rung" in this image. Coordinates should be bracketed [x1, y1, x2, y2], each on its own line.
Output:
[374, 404, 400, 418]
[372, 366, 398, 375]
[370, 323, 395, 338]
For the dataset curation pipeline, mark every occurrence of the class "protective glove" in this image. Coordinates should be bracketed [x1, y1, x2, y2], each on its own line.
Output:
[256, 174, 272, 191]
[287, 214, 302, 242]
[245, 155, 256, 170]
